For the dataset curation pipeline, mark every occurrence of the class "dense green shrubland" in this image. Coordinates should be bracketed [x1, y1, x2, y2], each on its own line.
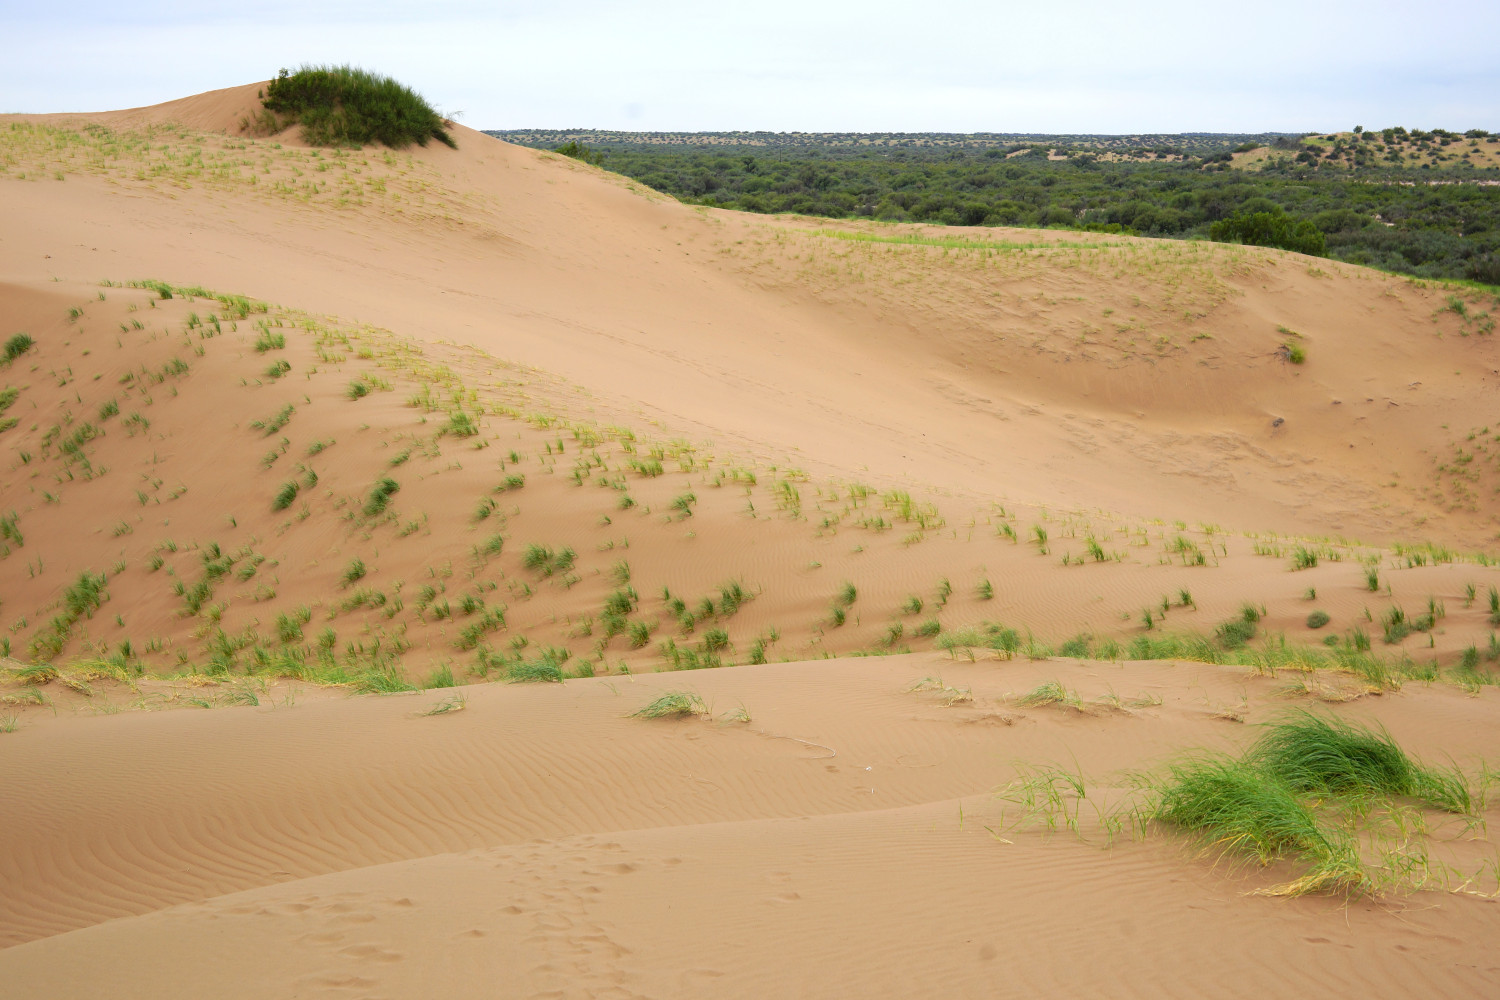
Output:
[499, 129, 1500, 283]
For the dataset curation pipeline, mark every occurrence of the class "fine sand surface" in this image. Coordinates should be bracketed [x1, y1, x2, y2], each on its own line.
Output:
[2, 85, 1500, 998]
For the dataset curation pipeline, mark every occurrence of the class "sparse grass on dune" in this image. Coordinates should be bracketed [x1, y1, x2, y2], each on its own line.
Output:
[2, 275, 1496, 704]
[2, 119, 474, 222]
[810, 227, 1119, 253]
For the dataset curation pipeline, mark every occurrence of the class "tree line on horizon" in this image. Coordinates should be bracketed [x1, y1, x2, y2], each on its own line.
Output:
[489, 128, 1500, 286]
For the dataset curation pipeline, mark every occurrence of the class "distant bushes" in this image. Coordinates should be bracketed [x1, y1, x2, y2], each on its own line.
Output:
[1209, 210, 1326, 256]
[554, 141, 606, 166]
[259, 65, 456, 150]
[493, 132, 1496, 284]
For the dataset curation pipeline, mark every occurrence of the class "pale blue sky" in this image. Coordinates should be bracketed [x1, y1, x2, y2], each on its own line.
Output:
[5, 1, 1496, 132]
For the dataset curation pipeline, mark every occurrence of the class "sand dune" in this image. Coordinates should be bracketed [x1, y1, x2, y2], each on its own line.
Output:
[4, 654, 1499, 996]
[2, 85, 1499, 998]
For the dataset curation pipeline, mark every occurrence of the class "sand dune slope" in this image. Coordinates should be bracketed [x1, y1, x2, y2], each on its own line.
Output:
[3, 654, 1499, 996]
[3, 86, 1500, 999]
[3, 89, 1498, 545]
[0, 279, 1495, 688]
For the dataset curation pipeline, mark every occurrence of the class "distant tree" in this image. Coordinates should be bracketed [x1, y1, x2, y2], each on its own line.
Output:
[554, 141, 606, 166]
[1209, 211, 1326, 256]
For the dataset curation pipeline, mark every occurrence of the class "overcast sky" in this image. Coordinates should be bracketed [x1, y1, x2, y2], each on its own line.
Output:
[5, 1, 1496, 133]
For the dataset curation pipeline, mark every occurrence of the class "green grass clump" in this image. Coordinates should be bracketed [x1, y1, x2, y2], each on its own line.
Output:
[0, 511, 23, 548]
[1016, 680, 1083, 709]
[522, 544, 576, 577]
[1246, 712, 1473, 812]
[1216, 617, 1258, 649]
[507, 658, 565, 683]
[631, 691, 707, 718]
[340, 558, 367, 588]
[1136, 711, 1483, 896]
[28, 571, 109, 660]
[260, 65, 456, 149]
[1058, 634, 1092, 658]
[2, 333, 35, 364]
[271, 480, 299, 511]
[1306, 610, 1330, 629]
[913, 618, 942, 638]
[626, 619, 654, 649]
[273, 609, 306, 644]
[353, 665, 416, 694]
[717, 581, 750, 616]
[253, 330, 285, 353]
[1146, 754, 1365, 896]
[455, 607, 506, 651]
[251, 403, 295, 436]
[363, 476, 400, 517]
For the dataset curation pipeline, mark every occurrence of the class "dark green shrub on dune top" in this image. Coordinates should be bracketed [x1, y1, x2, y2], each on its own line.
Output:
[260, 65, 456, 150]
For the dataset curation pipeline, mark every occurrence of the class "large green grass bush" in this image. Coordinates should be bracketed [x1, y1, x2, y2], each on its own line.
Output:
[260, 65, 456, 149]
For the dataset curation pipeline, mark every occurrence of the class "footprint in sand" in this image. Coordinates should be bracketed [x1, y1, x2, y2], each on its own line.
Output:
[337, 943, 403, 963]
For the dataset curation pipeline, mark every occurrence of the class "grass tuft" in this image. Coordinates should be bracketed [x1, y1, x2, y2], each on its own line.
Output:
[1146, 753, 1367, 896]
[3, 333, 35, 364]
[272, 480, 300, 512]
[1246, 711, 1474, 813]
[631, 691, 707, 718]
[421, 693, 467, 716]
[1134, 712, 1484, 895]
[506, 657, 565, 684]
[1016, 680, 1083, 710]
[363, 477, 400, 517]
